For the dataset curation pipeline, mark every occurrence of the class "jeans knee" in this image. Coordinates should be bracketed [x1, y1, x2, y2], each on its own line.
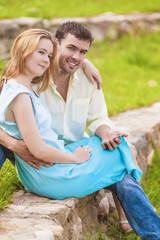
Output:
[117, 174, 136, 194]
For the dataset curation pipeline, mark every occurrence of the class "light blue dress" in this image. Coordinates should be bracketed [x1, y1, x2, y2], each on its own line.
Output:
[0, 82, 143, 199]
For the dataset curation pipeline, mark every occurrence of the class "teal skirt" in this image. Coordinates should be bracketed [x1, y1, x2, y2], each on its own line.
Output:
[15, 136, 143, 199]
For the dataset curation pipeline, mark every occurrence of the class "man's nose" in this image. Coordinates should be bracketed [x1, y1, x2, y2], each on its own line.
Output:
[72, 51, 80, 60]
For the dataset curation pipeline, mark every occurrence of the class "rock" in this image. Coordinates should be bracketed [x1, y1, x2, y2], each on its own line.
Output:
[111, 102, 160, 172]
[1, 12, 160, 54]
[98, 197, 110, 217]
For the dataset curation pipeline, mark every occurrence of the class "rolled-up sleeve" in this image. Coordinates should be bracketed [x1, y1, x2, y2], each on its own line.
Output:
[87, 87, 115, 136]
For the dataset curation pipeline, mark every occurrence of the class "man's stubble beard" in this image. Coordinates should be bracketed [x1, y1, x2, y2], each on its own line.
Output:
[58, 56, 80, 75]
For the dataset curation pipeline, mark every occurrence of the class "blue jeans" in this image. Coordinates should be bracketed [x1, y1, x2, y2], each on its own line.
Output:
[0, 145, 6, 169]
[107, 174, 160, 240]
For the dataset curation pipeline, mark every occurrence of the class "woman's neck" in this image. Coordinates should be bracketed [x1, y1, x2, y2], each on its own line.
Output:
[9, 74, 34, 93]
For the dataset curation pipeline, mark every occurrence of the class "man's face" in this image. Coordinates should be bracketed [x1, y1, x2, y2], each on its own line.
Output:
[55, 33, 90, 74]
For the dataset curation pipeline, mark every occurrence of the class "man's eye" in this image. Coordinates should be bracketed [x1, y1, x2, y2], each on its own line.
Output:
[68, 47, 74, 50]
[81, 51, 87, 55]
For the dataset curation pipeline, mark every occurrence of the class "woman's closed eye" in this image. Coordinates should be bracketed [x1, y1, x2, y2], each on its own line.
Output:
[48, 54, 52, 59]
[38, 50, 45, 54]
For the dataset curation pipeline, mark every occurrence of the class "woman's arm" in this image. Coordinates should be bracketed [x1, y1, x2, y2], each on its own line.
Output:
[82, 59, 102, 90]
[0, 127, 54, 170]
[10, 94, 91, 164]
[0, 127, 19, 152]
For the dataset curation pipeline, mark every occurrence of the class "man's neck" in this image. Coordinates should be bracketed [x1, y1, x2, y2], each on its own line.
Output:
[53, 70, 71, 102]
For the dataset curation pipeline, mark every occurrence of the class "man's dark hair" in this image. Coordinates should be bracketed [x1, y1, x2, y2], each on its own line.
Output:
[55, 21, 94, 45]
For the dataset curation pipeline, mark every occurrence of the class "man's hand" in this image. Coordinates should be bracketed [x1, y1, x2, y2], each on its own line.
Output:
[95, 125, 128, 151]
[101, 129, 128, 150]
[13, 140, 53, 170]
[82, 59, 102, 90]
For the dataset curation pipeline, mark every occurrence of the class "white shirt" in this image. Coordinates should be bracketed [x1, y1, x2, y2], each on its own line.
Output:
[38, 68, 114, 144]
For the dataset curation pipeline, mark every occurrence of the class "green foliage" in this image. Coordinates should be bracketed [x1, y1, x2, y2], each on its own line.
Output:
[0, 60, 6, 73]
[87, 31, 160, 115]
[0, 160, 23, 209]
[0, 0, 160, 19]
[141, 150, 160, 215]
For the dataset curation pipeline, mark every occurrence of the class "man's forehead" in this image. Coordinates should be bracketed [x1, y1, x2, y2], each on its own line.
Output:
[61, 33, 90, 45]
[59, 34, 90, 52]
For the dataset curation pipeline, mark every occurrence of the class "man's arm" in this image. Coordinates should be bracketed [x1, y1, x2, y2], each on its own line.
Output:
[86, 85, 128, 150]
[82, 59, 102, 90]
[0, 128, 51, 170]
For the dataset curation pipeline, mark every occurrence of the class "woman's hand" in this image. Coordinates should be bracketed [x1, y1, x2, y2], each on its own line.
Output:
[73, 145, 92, 163]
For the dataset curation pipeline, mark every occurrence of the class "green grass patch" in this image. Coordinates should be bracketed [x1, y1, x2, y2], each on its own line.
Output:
[87, 31, 160, 115]
[141, 150, 160, 216]
[0, 0, 160, 19]
[0, 60, 6, 72]
[0, 159, 23, 209]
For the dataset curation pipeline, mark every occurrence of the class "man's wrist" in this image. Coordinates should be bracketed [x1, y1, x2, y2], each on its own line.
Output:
[7, 137, 19, 153]
[95, 125, 111, 139]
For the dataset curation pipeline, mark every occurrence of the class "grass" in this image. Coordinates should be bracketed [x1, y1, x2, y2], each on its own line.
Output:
[0, 159, 23, 209]
[0, 60, 6, 71]
[0, 0, 160, 19]
[87, 31, 160, 115]
[141, 150, 160, 216]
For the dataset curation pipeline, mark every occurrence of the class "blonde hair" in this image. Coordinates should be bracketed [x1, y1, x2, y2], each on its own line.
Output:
[0, 28, 55, 93]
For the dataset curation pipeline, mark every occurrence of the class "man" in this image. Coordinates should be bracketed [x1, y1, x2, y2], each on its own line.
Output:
[0, 22, 160, 239]
[0, 22, 130, 233]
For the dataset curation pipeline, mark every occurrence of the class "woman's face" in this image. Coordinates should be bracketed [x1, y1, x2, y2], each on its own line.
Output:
[24, 38, 53, 78]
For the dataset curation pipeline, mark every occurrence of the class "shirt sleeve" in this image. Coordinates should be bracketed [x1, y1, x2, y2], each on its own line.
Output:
[86, 86, 115, 136]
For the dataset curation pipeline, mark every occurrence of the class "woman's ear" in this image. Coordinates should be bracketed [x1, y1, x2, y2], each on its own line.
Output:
[53, 38, 58, 45]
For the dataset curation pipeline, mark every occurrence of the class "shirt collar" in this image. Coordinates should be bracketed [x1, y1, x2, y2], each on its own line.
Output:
[49, 69, 81, 89]
[69, 71, 80, 88]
